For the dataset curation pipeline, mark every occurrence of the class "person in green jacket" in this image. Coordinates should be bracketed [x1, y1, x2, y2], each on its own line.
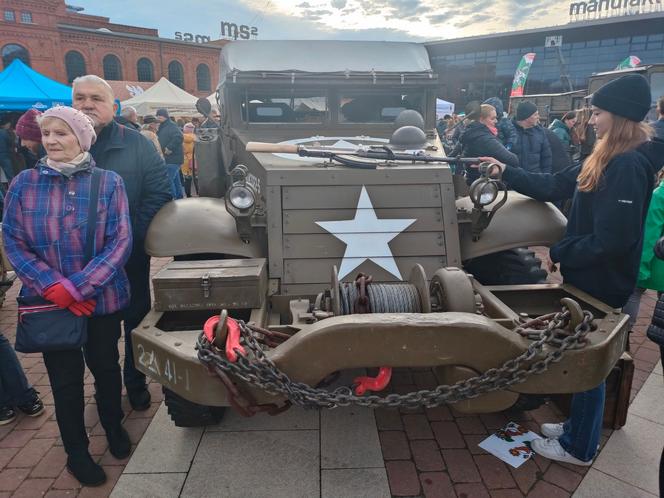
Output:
[623, 174, 664, 336]
[548, 111, 577, 150]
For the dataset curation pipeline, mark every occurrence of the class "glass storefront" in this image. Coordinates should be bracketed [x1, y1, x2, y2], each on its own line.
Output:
[427, 17, 664, 108]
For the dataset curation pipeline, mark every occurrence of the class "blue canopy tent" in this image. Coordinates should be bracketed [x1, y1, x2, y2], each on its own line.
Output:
[0, 59, 71, 111]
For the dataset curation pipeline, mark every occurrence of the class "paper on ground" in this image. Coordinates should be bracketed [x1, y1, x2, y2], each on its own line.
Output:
[478, 422, 542, 468]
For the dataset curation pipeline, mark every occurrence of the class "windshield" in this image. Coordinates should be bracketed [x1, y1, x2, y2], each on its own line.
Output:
[339, 90, 425, 123]
[242, 91, 328, 123]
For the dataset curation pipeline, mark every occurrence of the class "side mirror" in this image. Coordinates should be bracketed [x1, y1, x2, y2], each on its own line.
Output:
[196, 97, 212, 117]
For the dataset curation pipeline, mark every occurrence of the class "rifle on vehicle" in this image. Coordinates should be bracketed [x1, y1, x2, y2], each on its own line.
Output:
[245, 141, 483, 169]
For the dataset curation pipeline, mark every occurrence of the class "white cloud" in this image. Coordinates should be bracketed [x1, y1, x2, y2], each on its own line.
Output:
[72, 0, 573, 42]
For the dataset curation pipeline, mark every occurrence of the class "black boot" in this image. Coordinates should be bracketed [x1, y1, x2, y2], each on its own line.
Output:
[127, 386, 151, 411]
[66, 453, 106, 487]
[107, 426, 131, 459]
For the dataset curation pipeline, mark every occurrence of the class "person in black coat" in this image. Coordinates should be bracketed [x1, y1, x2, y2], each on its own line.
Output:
[461, 104, 519, 184]
[645, 235, 664, 498]
[480, 74, 664, 467]
[72, 75, 172, 413]
[512, 102, 553, 174]
[156, 108, 185, 199]
[543, 127, 572, 174]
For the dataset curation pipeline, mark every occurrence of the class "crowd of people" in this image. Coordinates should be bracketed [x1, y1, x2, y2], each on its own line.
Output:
[0, 70, 664, 489]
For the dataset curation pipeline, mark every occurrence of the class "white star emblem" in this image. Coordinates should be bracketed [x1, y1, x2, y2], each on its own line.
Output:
[316, 186, 416, 280]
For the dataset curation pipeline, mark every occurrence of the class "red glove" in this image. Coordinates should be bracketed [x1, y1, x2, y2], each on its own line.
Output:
[44, 283, 76, 309]
[68, 300, 96, 317]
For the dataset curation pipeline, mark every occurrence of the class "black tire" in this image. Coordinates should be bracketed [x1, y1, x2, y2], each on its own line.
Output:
[464, 247, 547, 286]
[163, 387, 226, 427]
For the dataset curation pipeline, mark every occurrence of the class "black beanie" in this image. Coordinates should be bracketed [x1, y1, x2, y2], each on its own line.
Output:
[516, 101, 538, 121]
[590, 74, 651, 122]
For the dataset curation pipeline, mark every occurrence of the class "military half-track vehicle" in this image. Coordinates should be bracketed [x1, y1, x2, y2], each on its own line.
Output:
[134, 41, 629, 426]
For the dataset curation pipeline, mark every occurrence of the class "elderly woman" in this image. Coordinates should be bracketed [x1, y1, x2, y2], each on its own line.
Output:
[2, 106, 132, 487]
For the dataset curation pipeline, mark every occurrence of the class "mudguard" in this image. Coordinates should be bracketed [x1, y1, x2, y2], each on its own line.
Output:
[457, 192, 567, 261]
[144, 198, 264, 258]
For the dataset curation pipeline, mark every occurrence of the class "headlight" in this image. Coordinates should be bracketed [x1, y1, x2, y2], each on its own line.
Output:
[469, 179, 499, 207]
[478, 182, 498, 206]
[229, 185, 255, 210]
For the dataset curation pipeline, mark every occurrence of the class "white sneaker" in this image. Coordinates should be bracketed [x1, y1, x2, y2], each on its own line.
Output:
[541, 422, 565, 439]
[531, 438, 593, 466]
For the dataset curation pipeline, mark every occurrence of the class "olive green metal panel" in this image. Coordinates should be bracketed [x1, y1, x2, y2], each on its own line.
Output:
[457, 192, 566, 261]
[439, 182, 462, 267]
[282, 232, 445, 259]
[282, 184, 442, 209]
[266, 185, 285, 278]
[284, 256, 445, 284]
[283, 208, 444, 234]
[145, 198, 264, 258]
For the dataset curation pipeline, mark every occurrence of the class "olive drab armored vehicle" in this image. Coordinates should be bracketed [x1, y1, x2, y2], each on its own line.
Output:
[133, 41, 629, 426]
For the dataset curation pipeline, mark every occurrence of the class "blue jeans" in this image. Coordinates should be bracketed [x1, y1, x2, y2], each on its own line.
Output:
[559, 381, 605, 462]
[0, 331, 36, 407]
[166, 164, 184, 200]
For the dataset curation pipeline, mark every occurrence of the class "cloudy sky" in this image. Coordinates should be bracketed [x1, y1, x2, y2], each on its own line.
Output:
[73, 0, 572, 42]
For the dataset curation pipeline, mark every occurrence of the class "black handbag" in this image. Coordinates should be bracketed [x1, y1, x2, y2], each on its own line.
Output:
[15, 168, 101, 353]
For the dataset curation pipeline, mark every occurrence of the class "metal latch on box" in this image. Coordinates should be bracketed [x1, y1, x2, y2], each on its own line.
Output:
[201, 273, 211, 298]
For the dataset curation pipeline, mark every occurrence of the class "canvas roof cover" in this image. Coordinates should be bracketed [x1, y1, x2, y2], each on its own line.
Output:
[220, 40, 432, 84]
[121, 77, 198, 117]
[0, 59, 72, 111]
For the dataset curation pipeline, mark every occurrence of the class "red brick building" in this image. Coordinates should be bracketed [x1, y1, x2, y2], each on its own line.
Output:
[0, 0, 223, 98]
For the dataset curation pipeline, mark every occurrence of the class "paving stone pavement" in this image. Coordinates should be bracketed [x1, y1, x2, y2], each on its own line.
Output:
[0, 252, 661, 497]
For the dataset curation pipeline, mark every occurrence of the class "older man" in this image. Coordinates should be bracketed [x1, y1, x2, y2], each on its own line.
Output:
[511, 101, 552, 174]
[72, 75, 172, 411]
[116, 105, 140, 130]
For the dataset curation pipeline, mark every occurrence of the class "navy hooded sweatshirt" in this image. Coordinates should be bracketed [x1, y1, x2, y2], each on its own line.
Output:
[502, 138, 664, 308]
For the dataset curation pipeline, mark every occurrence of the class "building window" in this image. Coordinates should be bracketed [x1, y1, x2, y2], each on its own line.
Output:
[136, 58, 154, 82]
[20, 11, 32, 23]
[4, 10, 14, 21]
[196, 63, 210, 91]
[2, 43, 30, 68]
[103, 54, 122, 81]
[168, 60, 184, 89]
[65, 51, 86, 83]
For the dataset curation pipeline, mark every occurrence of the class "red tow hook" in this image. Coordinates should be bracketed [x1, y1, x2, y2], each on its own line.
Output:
[202, 314, 246, 363]
[224, 318, 246, 363]
[353, 367, 392, 396]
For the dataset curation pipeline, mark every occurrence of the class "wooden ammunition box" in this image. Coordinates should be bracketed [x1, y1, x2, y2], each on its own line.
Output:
[152, 259, 267, 311]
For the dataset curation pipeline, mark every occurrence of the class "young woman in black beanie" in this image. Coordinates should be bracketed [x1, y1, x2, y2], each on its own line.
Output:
[478, 73, 664, 466]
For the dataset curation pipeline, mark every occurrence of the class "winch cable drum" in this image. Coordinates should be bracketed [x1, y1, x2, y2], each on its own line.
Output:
[338, 280, 422, 315]
[329, 264, 432, 316]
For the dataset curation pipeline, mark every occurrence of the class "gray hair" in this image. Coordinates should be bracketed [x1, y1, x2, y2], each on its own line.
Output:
[121, 105, 137, 118]
[72, 75, 115, 101]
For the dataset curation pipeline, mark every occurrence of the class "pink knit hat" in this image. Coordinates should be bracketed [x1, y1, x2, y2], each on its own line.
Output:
[16, 109, 42, 142]
[41, 106, 97, 151]
[183, 122, 195, 132]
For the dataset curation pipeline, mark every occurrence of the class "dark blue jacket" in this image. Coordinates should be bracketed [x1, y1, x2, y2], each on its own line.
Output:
[90, 120, 171, 261]
[512, 120, 553, 174]
[157, 119, 184, 165]
[653, 119, 664, 140]
[503, 138, 664, 308]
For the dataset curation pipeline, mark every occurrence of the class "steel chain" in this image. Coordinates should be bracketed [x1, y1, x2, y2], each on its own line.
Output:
[196, 306, 594, 410]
